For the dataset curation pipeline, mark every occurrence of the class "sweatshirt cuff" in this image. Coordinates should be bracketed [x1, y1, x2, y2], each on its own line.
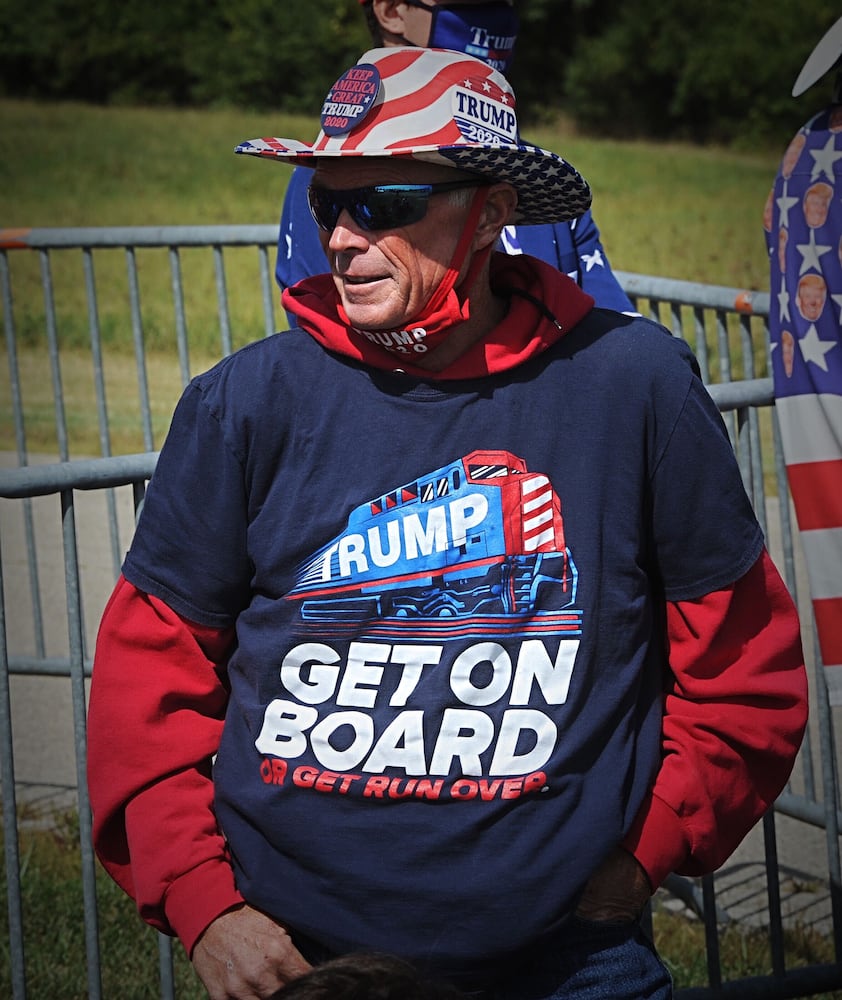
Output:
[164, 858, 245, 956]
[621, 792, 690, 891]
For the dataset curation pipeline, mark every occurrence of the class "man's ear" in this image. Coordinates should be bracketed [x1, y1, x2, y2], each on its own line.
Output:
[473, 184, 518, 252]
[372, 0, 409, 38]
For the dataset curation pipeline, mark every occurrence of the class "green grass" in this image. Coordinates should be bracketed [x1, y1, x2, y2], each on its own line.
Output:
[652, 907, 839, 996]
[1, 807, 838, 999]
[0, 99, 310, 229]
[0, 99, 781, 287]
[0, 99, 782, 457]
[2, 808, 205, 999]
[522, 122, 781, 293]
[0, 346, 212, 456]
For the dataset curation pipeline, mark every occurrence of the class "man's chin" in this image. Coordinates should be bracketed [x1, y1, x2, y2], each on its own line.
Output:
[341, 300, 404, 333]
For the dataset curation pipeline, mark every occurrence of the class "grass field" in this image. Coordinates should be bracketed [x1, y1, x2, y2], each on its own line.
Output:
[2, 805, 839, 999]
[0, 98, 782, 285]
[0, 98, 783, 455]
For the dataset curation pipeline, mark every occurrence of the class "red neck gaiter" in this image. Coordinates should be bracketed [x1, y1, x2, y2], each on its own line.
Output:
[283, 252, 595, 381]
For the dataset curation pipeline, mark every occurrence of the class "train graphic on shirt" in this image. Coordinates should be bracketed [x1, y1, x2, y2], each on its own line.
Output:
[287, 450, 583, 638]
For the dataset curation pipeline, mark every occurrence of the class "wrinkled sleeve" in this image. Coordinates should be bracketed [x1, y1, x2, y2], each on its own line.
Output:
[87, 576, 245, 954]
[122, 376, 252, 628]
[623, 549, 808, 888]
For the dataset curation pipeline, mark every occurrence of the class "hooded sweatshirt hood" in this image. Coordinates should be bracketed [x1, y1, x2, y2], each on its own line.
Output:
[282, 252, 594, 380]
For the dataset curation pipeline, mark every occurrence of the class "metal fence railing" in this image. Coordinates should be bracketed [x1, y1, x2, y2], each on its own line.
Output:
[1, 226, 840, 998]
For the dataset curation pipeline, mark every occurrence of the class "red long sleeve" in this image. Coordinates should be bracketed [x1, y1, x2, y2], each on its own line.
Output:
[623, 549, 808, 889]
[87, 575, 244, 954]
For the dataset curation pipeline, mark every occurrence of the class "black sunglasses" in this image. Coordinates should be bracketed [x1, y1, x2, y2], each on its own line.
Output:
[307, 180, 486, 233]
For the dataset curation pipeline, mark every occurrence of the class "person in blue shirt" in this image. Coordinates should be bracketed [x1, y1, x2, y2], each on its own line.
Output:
[275, 0, 635, 321]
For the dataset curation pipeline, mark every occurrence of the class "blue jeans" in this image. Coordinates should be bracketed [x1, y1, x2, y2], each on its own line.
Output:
[292, 917, 673, 1000]
[483, 917, 673, 1000]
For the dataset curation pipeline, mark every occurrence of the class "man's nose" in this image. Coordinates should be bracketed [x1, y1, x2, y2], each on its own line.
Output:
[328, 209, 370, 252]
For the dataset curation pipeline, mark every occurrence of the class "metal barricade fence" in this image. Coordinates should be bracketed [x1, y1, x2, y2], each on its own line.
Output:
[0, 226, 840, 998]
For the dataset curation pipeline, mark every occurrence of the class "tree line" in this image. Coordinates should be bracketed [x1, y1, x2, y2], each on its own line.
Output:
[1, 0, 838, 147]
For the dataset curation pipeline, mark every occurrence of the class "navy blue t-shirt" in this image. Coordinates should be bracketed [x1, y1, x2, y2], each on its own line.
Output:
[124, 311, 762, 977]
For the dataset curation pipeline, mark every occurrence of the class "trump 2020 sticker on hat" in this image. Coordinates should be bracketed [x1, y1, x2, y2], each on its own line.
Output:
[321, 64, 382, 136]
[452, 77, 517, 146]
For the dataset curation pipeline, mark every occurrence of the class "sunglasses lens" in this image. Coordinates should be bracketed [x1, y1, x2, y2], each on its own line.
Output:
[362, 190, 428, 230]
[308, 186, 432, 232]
[307, 187, 341, 231]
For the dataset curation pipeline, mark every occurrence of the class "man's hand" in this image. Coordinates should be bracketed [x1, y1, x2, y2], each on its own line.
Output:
[192, 905, 312, 999]
[575, 847, 653, 923]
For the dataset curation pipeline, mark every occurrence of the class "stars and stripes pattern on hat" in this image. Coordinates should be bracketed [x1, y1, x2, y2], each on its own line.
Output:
[236, 47, 591, 225]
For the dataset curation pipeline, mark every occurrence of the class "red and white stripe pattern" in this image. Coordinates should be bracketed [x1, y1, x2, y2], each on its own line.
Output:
[521, 475, 559, 553]
[777, 393, 842, 699]
[765, 110, 842, 702]
[234, 47, 592, 225]
[313, 48, 504, 155]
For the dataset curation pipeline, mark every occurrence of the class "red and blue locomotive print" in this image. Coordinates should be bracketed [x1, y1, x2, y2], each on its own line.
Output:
[287, 450, 583, 640]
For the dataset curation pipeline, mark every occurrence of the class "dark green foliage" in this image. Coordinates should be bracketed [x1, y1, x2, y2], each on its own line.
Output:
[183, 0, 370, 112]
[0, 0, 369, 111]
[559, 0, 839, 146]
[0, 0, 839, 146]
[0, 0, 200, 104]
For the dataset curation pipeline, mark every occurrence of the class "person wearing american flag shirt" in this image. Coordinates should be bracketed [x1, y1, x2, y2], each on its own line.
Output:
[764, 14, 842, 704]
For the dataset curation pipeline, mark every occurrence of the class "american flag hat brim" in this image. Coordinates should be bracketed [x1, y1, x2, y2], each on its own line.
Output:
[235, 47, 591, 225]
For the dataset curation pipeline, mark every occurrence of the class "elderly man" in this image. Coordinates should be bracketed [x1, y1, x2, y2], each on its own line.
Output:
[275, 0, 635, 318]
[88, 47, 807, 1000]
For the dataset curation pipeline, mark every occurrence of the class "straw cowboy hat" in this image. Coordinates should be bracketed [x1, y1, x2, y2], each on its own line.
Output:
[235, 46, 592, 225]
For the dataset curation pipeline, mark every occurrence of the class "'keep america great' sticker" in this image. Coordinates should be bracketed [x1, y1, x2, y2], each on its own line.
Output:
[320, 64, 381, 136]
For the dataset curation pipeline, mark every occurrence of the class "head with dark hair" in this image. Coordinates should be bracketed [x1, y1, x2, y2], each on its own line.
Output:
[356, 0, 518, 75]
[279, 952, 464, 999]
[358, 0, 384, 45]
